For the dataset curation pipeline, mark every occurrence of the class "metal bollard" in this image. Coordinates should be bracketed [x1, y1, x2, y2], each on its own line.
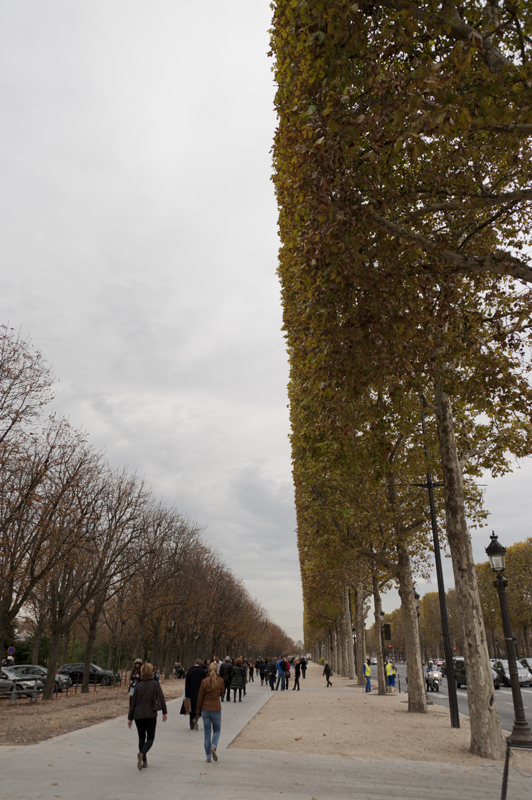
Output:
[398, 676, 401, 693]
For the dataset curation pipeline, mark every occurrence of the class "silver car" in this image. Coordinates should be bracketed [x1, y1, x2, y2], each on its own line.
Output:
[0, 667, 44, 696]
[7, 664, 71, 692]
[492, 659, 531, 687]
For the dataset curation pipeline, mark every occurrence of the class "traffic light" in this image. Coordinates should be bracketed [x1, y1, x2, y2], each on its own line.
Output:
[388, 644, 392, 650]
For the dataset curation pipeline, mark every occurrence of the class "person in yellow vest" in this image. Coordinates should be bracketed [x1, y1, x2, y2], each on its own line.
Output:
[364, 658, 372, 692]
[386, 660, 396, 688]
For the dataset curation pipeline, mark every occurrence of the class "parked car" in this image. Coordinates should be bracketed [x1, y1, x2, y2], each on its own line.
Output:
[57, 662, 114, 685]
[453, 657, 500, 690]
[0, 667, 44, 696]
[7, 664, 71, 693]
[0, 669, 15, 696]
[492, 659, 531, 687]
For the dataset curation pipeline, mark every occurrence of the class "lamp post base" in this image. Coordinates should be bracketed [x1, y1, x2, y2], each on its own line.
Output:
[507, 724, 532, 748]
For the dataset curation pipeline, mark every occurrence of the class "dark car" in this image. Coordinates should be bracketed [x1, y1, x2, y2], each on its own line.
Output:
[57, 662, 114, 685]
[0, 667, 44, 697]
[8, 664, 71, 693]
[492, 659, 530, 687]
[453, 658, 500, 690]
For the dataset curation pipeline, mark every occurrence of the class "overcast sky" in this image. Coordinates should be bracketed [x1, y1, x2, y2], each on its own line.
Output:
[1, 1, 530, 644]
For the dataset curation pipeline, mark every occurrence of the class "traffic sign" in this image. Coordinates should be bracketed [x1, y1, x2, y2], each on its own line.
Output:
[7, 646, 15, 655]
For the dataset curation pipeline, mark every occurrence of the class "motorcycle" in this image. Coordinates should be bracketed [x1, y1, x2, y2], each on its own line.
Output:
[426, 668, 442, 692]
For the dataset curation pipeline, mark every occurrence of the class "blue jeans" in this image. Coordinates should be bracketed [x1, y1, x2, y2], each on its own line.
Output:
[275, 674, 285, 690]
[365, 675, 371, 692]
[201, 710, 221, 758]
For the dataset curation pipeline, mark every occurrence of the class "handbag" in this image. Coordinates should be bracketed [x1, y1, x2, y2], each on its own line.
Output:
[183, 697, 191, 714]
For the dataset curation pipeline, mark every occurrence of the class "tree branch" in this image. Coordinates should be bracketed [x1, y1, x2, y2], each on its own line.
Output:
[369, 209, 532, 283]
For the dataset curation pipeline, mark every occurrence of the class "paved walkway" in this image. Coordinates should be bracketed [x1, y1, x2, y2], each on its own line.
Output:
[1, 679, 530, 800]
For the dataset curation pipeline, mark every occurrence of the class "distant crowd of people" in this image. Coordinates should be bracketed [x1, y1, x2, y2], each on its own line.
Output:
[127, 654, 309, 769]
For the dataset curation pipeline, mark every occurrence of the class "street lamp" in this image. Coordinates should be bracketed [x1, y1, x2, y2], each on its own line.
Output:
[486, 532, 532, 748]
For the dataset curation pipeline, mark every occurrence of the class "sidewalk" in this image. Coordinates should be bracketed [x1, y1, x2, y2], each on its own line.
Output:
[0, 671, 530, 800]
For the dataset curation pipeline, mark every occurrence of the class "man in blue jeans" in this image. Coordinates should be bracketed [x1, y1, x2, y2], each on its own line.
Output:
[364, 658, 372, 692]
[275, 657, 287, 690]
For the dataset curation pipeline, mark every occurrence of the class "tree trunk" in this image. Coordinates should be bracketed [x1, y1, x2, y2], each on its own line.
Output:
[434, 380, 505, 759]
[372, 576, 386, 695]
[43, 626, 63, 700]
[134, 615, 145, 659]
[81, 610, 100, 694]
[150, 616, 162, 668]
[354, 582, 366, 685]
[32, 629, 43, 665]
[344, 587, 355, 679]
[61, 625, 71, 665]
[396, 541, 427, 713]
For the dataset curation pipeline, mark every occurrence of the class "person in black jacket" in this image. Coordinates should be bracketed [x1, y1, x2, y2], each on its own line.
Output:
[218, 656, 233, 702]
[231, 657, 246, 702]
[127, 662, 167, 770]
[181, 660, 206, 730]
[267, 658, 277, 690]
[323, 661, 332, 687]
[292, 658, 301, 691]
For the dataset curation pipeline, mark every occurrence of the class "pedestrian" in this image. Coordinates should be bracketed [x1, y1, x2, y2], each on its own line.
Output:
[152, 665, 160, 682]
[323, 661, 332, 687]
[230, 657, 246, 702]
[181, 659, 206, 730]
[197, 662, 225, 763]
[267, 657, 277, 690]
[248, 661, 254, 682]
[364, 658, 372, 692]
[300, 657, 307, 679]
[127, 662, 167, 770]
[292, 658, 301, 691]
[259, 659, 266, 686]
[129, 658, 143, 695]
[275, 656, 287, 691]
[219, 656, 233, 702]
[285, 659, 291, 689]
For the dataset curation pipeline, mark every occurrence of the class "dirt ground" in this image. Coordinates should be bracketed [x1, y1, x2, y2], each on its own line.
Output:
[0, 678, 185, 746]
[230, 663, 532, 772]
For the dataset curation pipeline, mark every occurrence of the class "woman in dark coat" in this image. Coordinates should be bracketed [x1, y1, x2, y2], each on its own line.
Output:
[129, 658, 143, 694]
[230, 657, 246, 702]
[292, 658, 301, 691]
[127, 662, 167, 770]
[181, 660, 207, 729]
[323, 660, 332, 687]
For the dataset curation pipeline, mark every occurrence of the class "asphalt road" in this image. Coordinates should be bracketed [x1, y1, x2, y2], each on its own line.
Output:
[391, 664, 532, 734]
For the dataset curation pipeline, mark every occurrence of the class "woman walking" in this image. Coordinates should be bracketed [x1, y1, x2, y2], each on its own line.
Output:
[127, 663, 167, 770]
[129, 658, 143, 694]
[181, 659, 207, 730]
[230, 657, 246, 702]
[323, 661, 332, 687]
[196, 662, 225, 762]
[292, 658, 301, 691]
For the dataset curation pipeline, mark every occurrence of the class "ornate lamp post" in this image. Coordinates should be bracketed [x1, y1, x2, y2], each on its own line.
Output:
[486, 532, 532, 748]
